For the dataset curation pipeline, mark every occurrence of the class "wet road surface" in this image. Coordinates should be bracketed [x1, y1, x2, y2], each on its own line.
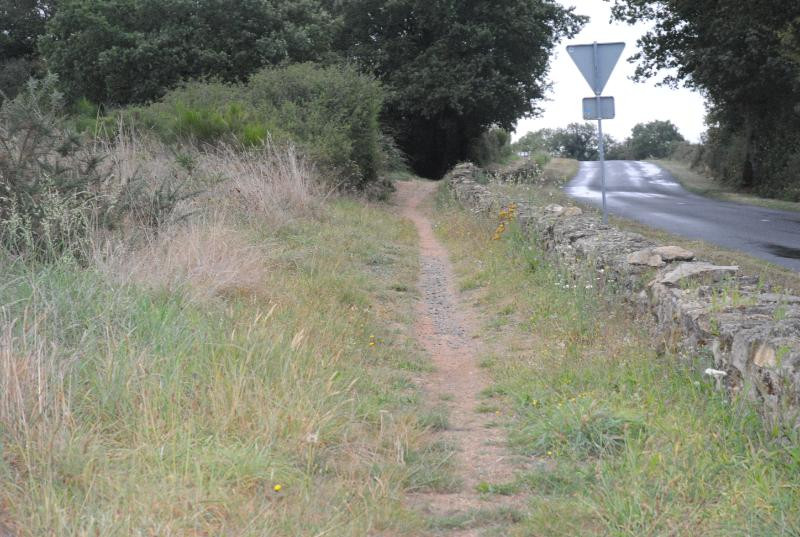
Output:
[565, 160, 800, 271]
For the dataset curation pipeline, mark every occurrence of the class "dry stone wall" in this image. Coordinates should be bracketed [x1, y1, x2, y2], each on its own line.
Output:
[447, 163, 800, 426]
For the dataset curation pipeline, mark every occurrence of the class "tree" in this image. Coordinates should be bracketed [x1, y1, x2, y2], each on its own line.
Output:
[0, 0, 53, 59]
[611, 0, 800, 196]
[625, 120, 684, 159]
[0, 1, 54, 100]
[541, 123, 618, 161]
[513, 129, 554, 155]
[546, 123, 597, 161]
[40, 0, 334, 105]
[333, 0, 584, 177]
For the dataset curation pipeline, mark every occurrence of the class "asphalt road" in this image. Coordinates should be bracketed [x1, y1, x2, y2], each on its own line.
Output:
[564, 160, 800, 271]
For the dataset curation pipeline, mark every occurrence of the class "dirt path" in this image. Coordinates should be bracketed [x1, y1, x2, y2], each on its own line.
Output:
[394, 180, 525, 535]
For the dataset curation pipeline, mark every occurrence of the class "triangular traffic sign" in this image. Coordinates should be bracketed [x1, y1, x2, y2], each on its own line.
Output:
[566, 42, 625, 95]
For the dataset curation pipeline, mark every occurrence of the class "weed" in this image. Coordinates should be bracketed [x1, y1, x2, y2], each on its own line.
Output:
[475, 481, 520, 495]
[404, 440, 461, 493]
[427, 506, 524, 531]
[418, 405, 450, 431]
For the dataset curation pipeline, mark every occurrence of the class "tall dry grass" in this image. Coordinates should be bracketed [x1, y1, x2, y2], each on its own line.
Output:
[0, 313, 71, 445]
[203, 142, 324, 226]
[90, 130, 323, 301]
[0, 131, 432, 535]
[109, 216, 272, 302]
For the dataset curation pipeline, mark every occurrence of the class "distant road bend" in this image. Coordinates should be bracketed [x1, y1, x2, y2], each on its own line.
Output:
[565, 161, 800, 272]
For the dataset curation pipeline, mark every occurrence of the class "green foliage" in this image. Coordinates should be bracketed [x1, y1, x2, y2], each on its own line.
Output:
[469, 128, 514, 167]
[0, 58, 38, 103]
[611, 0, 800, 198]
[127, 64, 385, 188]
[0, 1, 53, 60]
[669, 140, 705, 167]
[513, 129, 552, 155]
[0, 75, 108, 257]
[0, 1, 52, 102]
[625, 120, 685, 159]
[520, 121, 684, 162]
[540, 122, 618, 161]
[0, 75, 201, 258]
[41, 0, 334, 105]
[333, 0, 585, 177]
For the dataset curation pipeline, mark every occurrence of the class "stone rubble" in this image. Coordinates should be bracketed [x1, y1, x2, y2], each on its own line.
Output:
[447, 162, 800, 426]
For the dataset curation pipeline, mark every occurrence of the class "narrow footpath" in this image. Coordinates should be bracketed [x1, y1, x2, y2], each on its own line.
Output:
[395, 180, 526, 535]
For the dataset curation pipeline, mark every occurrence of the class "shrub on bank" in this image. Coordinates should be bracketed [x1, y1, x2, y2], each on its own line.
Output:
[125, 63, 386, 189]
[0, 76, 112, 258]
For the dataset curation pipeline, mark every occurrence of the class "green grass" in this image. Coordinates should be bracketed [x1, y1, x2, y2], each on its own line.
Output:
[426, 506, 524, 533]
[542, 157, 580, 185]
[433, 184, 800, 536]
[0, 199, 443, 535]
[653, 159, 800, 213]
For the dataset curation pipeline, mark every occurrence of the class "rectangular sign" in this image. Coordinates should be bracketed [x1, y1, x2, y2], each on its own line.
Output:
[582, 96, 615, 120]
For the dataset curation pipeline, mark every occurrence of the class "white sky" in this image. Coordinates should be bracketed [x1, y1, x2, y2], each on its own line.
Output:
[513, 0, 707, 143]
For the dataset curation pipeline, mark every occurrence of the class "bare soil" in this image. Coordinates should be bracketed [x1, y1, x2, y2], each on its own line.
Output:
[394, 180, 527, 535]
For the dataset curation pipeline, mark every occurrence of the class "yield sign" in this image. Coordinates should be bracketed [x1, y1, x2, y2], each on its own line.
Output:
[566, 42, 625, 95]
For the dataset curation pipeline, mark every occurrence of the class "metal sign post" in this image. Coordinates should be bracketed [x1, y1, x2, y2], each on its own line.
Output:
[593, 42, 608, 224]
[567, 41, 625, 225]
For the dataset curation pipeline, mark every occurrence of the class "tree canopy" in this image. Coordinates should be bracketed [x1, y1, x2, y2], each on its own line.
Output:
[3, 0, 588, 180]
[516, 123, 619, 161]
[0, 0, 53, 60]
[40, 0, 334, 104]
[611, 0, 800, 198]
[0, 1, 53, 99]
[625, 120, 684, 159]
[332, 0, 584, 177]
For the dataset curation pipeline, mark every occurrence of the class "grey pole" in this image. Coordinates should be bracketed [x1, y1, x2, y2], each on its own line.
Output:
[597, 116, 607, 224]
[592, 42, 608, 224]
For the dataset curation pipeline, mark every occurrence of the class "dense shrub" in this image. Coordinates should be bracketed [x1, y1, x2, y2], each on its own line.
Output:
[669, 141, 705, 167]
[126, 64, 386, 189]
[0, 75, 199, 259]
[703, 116, 800, 200]
[0, 76, 110, 257]
[469, 128, 514, 167]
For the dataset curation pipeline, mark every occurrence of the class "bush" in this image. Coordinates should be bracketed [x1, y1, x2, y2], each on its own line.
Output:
[0, 76, 110, 257]
[697, 108, 800, 200]
[126, 64, 386, 189]
[247, 63, 384, 188]
[470, 128, 513, 167]
[669, 141, 705, 167]
[0, 75, 202, 259]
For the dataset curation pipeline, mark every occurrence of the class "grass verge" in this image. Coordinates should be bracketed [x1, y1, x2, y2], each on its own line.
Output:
[432, 183, 800, 536]
[0, 195, 444, 535]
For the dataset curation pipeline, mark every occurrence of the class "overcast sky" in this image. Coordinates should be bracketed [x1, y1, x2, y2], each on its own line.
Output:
[513, 0, 707, 143]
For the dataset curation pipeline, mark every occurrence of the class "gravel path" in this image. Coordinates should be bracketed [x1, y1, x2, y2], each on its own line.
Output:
[395, 180, 527, 535]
